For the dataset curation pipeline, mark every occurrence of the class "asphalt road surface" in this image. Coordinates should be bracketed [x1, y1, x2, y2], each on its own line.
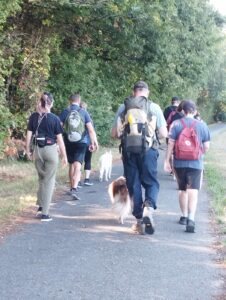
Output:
[0, 124, 226, 300]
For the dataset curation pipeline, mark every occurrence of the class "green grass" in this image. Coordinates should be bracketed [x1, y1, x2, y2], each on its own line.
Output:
[0, 146, 121, 225]
[205, 131, 226, 230]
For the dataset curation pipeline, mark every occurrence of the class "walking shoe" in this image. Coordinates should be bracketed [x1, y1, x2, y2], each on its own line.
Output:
[186, 219, 195, 233]
[178, 216, 188, 225]
[41, 215, 52, 222]
[71, 188, 81, 200]
[84, 178, 94, 186]
[36, 206, 42, 217]
[142, 206, 155, 234]
[131, 219, 144, 235]
[77, 181, 83, 189]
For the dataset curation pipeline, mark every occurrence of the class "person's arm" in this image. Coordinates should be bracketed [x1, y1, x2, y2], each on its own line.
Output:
[158, 125, 168, 139]
[203, 141, 210, 153]
[86, 122, 99, 151]
[56, 134, 68, 167]
[25, 130, 33, 160]
[164, 138, 175, 173]
[111, 104, 125, 139]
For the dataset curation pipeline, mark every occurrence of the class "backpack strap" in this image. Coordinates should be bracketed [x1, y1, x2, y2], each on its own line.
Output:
[180, 118, 197, 129]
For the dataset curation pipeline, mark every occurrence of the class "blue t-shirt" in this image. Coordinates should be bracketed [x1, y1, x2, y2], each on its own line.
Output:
[59, 104, 92, 144]
[169, 117, 210, 169]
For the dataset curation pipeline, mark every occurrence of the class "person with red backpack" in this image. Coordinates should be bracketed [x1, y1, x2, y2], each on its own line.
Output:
[164, 100, 210, 233]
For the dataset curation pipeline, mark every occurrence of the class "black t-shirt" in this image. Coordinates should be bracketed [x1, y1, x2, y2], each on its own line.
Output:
[164, 105, 178, 121]
[27, 112, 63, 143]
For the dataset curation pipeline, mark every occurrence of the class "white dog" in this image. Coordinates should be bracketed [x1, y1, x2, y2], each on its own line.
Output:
[99, 151, 112, 181]
[108, 176, 132, 224]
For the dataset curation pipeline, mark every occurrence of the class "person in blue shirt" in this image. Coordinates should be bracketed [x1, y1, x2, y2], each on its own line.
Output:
[59, 93, 98, 200]
[164, 100, 210, 233]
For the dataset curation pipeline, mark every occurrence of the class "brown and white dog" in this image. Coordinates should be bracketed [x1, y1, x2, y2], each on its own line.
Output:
[108, 176, 132, 224]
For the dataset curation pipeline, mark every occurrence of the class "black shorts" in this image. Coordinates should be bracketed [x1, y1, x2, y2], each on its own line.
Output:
[65, 142, 87, 164]
[174, 168, 203, 191]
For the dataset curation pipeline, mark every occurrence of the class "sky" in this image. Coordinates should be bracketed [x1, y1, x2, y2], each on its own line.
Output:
[209, 0, 226, 16]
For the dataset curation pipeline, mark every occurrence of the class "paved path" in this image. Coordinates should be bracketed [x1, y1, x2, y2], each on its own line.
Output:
[0, 125, 226, 300]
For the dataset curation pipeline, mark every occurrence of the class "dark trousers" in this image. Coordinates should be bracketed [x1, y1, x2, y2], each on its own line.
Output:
[124, 148, 159, 219]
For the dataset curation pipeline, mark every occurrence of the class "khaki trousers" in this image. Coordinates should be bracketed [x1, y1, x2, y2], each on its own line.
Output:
[34, 144, 59, 215]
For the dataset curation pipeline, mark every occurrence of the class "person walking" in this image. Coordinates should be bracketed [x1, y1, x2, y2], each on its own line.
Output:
[59, 93, 98, 200]
[164, 96, 180, 122]
[111, 81, 167, 235]
[26, 92, 68, 221]
[80, 101, 94, 186]
[164, 100, 210, 233]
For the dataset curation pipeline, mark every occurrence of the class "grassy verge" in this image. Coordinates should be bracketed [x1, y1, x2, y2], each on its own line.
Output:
[205, 130, 226, 250]
[0, 146, 121, 227]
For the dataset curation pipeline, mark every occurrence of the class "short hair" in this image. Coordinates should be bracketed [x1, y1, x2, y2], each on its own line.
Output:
[171, 96, 180, 104]
[133, 80, 149, 91]
[182, 100, 196, 114]
[69, 93, 80, 102]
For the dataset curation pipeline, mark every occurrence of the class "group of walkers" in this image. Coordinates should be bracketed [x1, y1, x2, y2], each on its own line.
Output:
[25, 80, 210, 235]
[111, 81, 210, 235]
[25, 92, 98, 221]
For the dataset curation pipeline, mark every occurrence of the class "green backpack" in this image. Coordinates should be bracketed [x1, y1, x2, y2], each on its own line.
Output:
[64, 108, 85, 143]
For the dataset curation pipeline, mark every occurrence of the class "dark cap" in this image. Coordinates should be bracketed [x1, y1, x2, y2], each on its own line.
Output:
[133, 80, 149, 91]
[171, 96, 180, 104]
[182, 100, 196, 113]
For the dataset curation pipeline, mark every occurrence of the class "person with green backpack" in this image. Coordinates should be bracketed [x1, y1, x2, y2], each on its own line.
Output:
[59, 93, 98, 200]
[111, 81, 167, 235]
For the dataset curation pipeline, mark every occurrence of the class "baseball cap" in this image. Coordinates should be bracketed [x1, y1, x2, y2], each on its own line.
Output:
[133, 81, 149, 90]
[182, 100, 196, 113]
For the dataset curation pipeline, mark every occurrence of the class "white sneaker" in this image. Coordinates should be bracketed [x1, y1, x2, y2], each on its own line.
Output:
[142, 206, 155, 234]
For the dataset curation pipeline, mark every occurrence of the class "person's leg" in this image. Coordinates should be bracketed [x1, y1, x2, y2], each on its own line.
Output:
[38, 145, 58, 217]
[70, 143, 86, 198]
[69, 164, 74, 189]
[84, 148, 93, 185]
[141, 148, 159, 209]
[174, 167, 188, 225]
[72, 161, 82, 189]
[34, 147, 46, 211]
[185, 168, 202, 232]
[124, 153, 143, 220]
[178, 190, 188, 217]
[187, 189, 198, 221]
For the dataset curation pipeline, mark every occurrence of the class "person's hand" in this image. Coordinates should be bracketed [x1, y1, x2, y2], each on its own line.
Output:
[164, 160, 172, 173]
[89, 143, 98, 152]
[26, 150, 33, 161]
[61, 156, 68, 168]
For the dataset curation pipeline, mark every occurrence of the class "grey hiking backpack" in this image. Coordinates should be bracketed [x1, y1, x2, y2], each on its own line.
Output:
[64, 108, 85, 143]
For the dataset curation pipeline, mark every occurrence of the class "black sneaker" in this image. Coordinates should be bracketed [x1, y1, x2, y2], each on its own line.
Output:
[41, 215, 52, 222]
[178, 216, 188, 225]
[142, 206, 155, 235]
[71, 189, 81, 200]
[36, 206, 42, 217]
[77, 181, 83, 189]
[186, 219, 195, 233]
[84, 179, 94, 186]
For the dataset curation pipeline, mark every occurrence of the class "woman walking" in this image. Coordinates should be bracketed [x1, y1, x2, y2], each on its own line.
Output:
[26, 92, 68, 221]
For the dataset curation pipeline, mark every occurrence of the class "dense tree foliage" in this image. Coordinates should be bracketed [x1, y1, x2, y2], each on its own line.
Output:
[0, 0, 226, 151]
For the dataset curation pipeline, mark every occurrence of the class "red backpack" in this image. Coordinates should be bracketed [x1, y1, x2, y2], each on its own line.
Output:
[174, 119, 202, 160]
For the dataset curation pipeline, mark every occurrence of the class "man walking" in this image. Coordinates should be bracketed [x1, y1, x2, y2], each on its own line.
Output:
[164, 100, 210, 233]
[59, 93, 98, 200]
[112, 81, 167, 234]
